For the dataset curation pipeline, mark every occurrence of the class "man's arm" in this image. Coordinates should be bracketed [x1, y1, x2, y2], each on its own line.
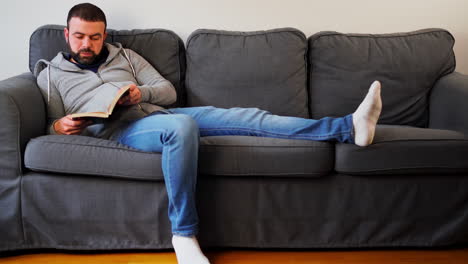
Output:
[125, 48, 177, 106]
[37, 68, 91, 135]
[36, 68, 66, 134]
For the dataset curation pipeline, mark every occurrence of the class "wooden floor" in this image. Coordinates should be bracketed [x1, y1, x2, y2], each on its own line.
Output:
[1, 248, 468, 264]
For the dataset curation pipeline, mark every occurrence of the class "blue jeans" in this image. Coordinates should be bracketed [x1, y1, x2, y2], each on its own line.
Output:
[116, 106, 354, 236]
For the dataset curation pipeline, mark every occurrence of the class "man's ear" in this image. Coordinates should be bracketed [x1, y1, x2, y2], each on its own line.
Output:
[104, 31, 108, 41]
[64, 27, 69, 43]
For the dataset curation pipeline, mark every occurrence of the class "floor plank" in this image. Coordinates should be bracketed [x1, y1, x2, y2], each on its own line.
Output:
[1, 248, 468, 264]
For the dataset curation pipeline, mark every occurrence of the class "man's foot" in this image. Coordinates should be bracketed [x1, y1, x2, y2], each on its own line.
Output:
[172, 235, 210, 264]
[352, 81, 382, 146]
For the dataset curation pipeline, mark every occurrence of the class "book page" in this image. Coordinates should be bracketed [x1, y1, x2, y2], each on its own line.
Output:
[69, 83, 131, 119]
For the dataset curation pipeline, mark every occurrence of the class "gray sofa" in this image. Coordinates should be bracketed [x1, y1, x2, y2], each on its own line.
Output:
[1, 25, 468, 252]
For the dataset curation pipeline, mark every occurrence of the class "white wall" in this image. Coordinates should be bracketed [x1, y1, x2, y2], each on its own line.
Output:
[2, 0, 467, 80]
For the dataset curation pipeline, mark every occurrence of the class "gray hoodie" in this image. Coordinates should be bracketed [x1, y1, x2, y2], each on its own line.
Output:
[34, 42, 177, 139]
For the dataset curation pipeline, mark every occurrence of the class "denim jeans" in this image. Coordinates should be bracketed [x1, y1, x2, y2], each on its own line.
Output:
[116, 106, 354, 236]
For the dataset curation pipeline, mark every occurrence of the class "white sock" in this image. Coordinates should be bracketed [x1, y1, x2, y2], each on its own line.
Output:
[352, 80, 382, 146]
[172, 235, 210, 264]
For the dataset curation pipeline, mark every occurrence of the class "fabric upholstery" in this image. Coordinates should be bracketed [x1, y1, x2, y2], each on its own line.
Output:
[199, 136, 334, 177]
[308, 28, 456, 127]
[29, 25, 69, 73]
[21, 171, 468, 249]
[21, 172, 172, 249]
[25, 135, 164, 180]
[430, 72, 468, 134]
[186, 28, 309, 118]
[25, 135, 335, 179]
[336, 125, 468, 175]
[197, 173, 468, 247]
[0, 73, 45, 249]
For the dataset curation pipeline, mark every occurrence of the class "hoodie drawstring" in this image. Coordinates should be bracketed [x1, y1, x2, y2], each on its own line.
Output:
[122, 48, 149, 114]
[122, 48, 136, 78]
[47, 65, 51, 103]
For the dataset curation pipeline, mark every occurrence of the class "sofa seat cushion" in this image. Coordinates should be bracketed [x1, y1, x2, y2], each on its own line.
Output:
[25, 135, 335, 179]
[199, 136, 334, 177]
[25, 135, 164, 180]
[336, 125, 468, 175]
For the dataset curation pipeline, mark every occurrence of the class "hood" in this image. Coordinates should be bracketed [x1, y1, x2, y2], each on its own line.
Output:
[33, 43, 129, 104]
[33, 42, 125, 77]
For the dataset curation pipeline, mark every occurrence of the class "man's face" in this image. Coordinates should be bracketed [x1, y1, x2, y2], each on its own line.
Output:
[64, 17, 107, 65]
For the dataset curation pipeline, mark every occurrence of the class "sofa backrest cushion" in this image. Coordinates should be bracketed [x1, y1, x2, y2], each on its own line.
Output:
[186, 28, 309, 118]
[308, 28, 455, 127]
[29, 25, 186, 107]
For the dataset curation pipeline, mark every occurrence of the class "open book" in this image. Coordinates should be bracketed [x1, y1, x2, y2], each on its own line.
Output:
[69, 84, 131, 120]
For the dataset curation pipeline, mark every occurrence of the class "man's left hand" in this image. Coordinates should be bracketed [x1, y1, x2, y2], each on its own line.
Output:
[118, 84, 142, 106]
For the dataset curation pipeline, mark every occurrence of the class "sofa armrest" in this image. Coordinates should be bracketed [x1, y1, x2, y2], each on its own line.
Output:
[429, 72, 468, 134]
[0, 73, 46, 176]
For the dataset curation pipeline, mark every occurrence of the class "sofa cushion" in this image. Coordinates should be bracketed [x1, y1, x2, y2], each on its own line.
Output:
[25, 135, 164, 180]
[199, 136, 334, 177]
[308, 28, 455, 127]
[336, 125, 468, 175]
[29, 25, 186, 106]
[25, 135, 334, 179]
[186, 28, 309, 118]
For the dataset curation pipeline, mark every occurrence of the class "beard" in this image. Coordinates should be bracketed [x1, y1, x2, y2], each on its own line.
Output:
[67, 42, 99, 65]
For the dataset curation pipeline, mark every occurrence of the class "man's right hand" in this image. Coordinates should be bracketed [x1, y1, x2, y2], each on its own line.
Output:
[53, 115, 93, 135]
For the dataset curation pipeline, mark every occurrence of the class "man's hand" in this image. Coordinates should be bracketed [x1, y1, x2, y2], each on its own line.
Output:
[53, 115, 93, 135]
[118, 84, 142, 106]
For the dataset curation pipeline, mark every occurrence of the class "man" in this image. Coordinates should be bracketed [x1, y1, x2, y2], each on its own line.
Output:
[34, 3, 382, 264]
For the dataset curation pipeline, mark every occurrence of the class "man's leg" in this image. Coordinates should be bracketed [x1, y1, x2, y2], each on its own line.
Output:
[170, 106, 354, 141]
[169, 81, 381, 146]
[115, 113, 209, 264]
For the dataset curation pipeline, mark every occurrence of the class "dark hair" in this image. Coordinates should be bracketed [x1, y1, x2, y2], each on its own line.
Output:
[67, 3, 107, 29]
